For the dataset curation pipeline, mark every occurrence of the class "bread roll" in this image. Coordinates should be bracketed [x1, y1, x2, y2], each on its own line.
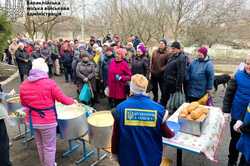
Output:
[181, 107, 189, 115]
[196, 113, 206, 122]
[186, 114, 193, 121]
[187, 102, 199, 113]
[190, 108, 204, 120]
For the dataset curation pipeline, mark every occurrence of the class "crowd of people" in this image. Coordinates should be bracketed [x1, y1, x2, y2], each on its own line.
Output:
[1, 33, 250, 166]
[3, 33, 215, 110]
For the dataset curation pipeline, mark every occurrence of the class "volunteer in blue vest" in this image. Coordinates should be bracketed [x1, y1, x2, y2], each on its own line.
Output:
[111, 74, 175, 166]
[223, 54, 250, 166]
[234, 103, 250, 166]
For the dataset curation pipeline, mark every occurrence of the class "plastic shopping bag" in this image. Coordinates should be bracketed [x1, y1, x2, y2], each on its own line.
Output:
[167, 91, 185, 114]
[79, 83, 92, 103]
[206, 96, 214, 106]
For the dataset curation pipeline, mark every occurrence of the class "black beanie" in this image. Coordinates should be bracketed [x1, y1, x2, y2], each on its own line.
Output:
[171, 41, 181, 49]
[160, 39, 167, 46]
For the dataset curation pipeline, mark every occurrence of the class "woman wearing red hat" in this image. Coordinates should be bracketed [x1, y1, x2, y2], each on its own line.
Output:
[186, 47, 214, 102]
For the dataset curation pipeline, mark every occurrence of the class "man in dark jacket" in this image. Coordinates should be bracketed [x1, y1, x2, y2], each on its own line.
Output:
[161, 41, 187, 109]
[150, 39, 170, 102]
[15, 43, 30, 82]
[41, 42, 53, 77]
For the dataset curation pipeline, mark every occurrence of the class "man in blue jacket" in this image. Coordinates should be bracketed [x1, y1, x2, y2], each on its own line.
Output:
[111, 74, 175, 166]
[223, 54, 250, 166]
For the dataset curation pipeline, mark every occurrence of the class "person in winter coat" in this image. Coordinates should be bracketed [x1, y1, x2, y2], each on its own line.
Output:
[223, 54, 250, 166]
[235, 103, 250, 166]
[15, 43, 30, 82]
[111, 74, 174, 166]
[125, 42, 136, 65]
[49, 41, 60, 76]
[0, 85, 12, 166]
[31, 44, 42, 61]
[161, 41, 187, 109]
[41, 42, 53, 77]
[100, 47, 114, 87]
[151, 39, 170, 102]
[108, 48, 131, 108]
[131, 43, 149, 78]
[131, 35, 141, 49]
[86, 36, 96, 56]
[19, 58, 75, 166]
[61, 44, 73, 82]
[76, 51, 96, 106]
[9, 39, 18, 65]
[72, 44, 82, 83]
[186, 47, 214, 102]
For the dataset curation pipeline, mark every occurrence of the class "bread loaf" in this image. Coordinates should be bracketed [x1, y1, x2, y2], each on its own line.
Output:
[196, 113, 206, 122]
[190, 108, 204, 120]
[187, 102, 199, 113]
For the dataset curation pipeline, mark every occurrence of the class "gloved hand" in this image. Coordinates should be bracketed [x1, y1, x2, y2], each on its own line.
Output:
[115, 74, 122, 81]
[83, 77, 88, 82]
[110, 154, 118, 162]
[233, 120, 243, 133]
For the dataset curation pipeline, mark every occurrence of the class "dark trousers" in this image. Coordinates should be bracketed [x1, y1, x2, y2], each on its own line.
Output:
[151, 75, 164, 102]
[160, 82, 177, 109]
[19, 73, 24, 82]
[108, 98, 125, 108]
[187, 96, 200, 102]
[228, 119, 241, 164]
[0, 119, 11, 166]
[239, 155, 250, 166]
[48, 64, 53, 78]
[63, 64, 72, 82]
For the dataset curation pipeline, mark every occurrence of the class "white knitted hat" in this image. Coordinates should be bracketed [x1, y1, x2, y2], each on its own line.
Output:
[32, 58, 49, 73]
[130, 74, 148, 95]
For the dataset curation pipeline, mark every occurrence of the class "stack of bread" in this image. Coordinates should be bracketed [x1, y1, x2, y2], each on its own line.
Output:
[179, 102, 209, 122]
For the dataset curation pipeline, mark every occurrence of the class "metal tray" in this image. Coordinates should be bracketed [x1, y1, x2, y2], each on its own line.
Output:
[178, 109, 209, 136]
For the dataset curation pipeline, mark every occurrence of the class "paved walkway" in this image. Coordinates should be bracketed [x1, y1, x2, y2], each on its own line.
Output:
[3, 75, 230, 166]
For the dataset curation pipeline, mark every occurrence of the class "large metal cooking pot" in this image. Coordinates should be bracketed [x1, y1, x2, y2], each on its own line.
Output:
[56, 103, 89, 140]
[87, 111, 114, 148]
[5, 95, 22, 113]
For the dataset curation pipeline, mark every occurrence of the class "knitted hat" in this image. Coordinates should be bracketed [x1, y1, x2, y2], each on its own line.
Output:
[130, 74, 149, 95]
[137, 43, 146, 55]
[171, 41, 181, 49]
[32, 58, 49, 73]
[160, 39, 167, 46]
[198, 47, 208, 56]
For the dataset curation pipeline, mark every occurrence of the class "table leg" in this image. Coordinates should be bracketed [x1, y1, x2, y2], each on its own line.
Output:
[177, 149, 182, 166]
[62, 139, 80, 157]
[75, 139, 94, 165]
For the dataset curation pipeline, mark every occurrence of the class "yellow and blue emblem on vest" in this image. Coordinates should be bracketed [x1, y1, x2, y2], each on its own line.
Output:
[124, 108, 157, 127]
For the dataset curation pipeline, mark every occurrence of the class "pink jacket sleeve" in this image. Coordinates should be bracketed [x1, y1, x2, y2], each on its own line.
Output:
[121, 61, 132, 82]
[51, 81, 74, 105]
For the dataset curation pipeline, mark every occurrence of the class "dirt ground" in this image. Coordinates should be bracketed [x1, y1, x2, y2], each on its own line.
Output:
[2, 75, 231, 166]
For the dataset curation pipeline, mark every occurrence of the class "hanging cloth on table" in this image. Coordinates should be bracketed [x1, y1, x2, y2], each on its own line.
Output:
[25, 104, 60, 136]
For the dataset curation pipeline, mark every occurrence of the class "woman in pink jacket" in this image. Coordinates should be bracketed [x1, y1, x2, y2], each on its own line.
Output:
[108, 48, 131, 108]
[20, 58, 75, 166]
